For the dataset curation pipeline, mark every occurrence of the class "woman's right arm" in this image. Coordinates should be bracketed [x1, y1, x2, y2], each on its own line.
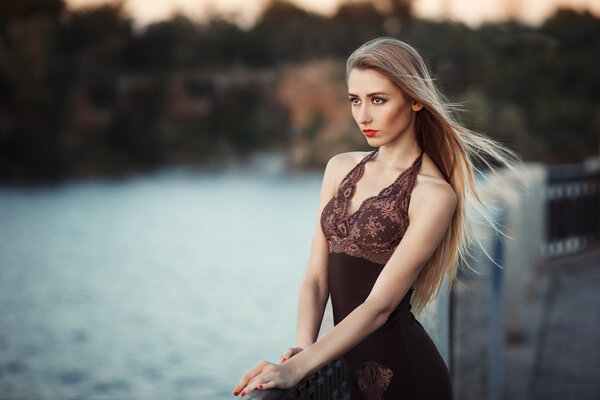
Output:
[280, 154, 348, 362]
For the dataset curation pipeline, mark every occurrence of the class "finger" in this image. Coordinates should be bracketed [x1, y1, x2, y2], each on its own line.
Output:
[239, 376, 269, 397]
[243, 363, 281, 395]
[244, 375, 269, 395]
[281, 346, 304, 363]
[279, 347, 295, 363]
[234, 360, 267, 395]
[259, 380, 278, 390]
[278, 353, 288, 363]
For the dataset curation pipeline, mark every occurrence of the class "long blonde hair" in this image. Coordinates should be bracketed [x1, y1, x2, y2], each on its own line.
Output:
[346, 37, 518, 314]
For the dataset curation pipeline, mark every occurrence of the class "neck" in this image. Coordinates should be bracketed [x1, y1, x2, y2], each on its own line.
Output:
[375, 134, 421, 170]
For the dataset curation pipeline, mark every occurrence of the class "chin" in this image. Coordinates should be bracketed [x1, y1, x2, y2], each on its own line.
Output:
[365, 136, 384, 145]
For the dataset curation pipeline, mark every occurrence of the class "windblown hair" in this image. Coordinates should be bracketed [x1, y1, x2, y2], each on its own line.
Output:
[346, 37, 518, 315]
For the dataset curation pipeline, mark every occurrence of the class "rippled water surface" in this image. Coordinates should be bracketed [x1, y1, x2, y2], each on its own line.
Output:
[0, 163, 323, 399]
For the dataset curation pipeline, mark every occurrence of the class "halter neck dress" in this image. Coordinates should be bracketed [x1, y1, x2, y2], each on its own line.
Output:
[320, 148, 453, 400]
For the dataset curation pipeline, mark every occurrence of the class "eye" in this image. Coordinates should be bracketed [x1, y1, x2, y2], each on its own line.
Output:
[372, 97, 387, 105]
[349, 97, 361, 106]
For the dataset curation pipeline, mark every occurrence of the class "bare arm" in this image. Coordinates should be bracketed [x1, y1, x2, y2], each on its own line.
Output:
[234, 179, 457, 396]
[294, 155, 346, 351]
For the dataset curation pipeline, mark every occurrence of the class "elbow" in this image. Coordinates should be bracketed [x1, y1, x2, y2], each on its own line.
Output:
[309, 265, 329, 285]
[364, 298, 396, 328]
[302, 273, 329, 298]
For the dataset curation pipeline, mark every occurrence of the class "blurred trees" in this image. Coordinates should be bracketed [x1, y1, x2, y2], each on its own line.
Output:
[0, 0, 598, 180]
[0, 0, 70, 178]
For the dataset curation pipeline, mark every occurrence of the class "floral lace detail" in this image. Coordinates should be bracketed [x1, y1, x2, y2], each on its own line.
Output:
[355, 360, 394, 400]
[320, 149, 423, 265]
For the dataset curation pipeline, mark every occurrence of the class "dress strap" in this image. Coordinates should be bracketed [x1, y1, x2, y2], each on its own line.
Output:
[342, 150, 378, 187]
[341, 148, 421, 195]
[413, 148, 425, 170]
[361, 149, 379, 164]
[376, 148, 424, 197]
[403, 148, 424, 187]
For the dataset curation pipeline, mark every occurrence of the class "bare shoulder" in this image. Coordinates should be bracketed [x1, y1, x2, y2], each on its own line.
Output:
[409, 180, 457, 228]
[413, 179, 456, 206]
[325, 151, 371, 190]
[326, 150, 369, 170]
[411, 154, 457, 215]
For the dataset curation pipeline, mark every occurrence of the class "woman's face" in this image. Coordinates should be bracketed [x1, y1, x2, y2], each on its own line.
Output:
[347, 68, 420, 146]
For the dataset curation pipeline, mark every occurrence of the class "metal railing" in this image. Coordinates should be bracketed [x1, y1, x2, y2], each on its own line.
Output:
[545, 162, 600, 257]
[247, 358, 349, 400]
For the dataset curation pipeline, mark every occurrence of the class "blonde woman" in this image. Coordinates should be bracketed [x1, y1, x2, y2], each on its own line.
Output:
[234, 37, 516, 399]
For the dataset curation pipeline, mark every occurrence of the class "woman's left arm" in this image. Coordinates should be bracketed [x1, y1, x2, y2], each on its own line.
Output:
[234, 181, 457, 397]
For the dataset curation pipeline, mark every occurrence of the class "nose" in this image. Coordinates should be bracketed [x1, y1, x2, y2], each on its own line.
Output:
[356, 104, 372, 125]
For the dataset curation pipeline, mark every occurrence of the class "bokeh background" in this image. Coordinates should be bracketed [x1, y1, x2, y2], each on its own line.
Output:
[1, 0, 600, 179]
[1, 0, 599, 399]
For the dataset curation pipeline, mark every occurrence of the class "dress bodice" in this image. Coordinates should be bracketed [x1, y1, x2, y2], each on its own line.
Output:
[320, 148, 424, 265]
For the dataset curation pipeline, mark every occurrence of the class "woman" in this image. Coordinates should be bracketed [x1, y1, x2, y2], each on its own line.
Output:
[234, 37, 516, 399]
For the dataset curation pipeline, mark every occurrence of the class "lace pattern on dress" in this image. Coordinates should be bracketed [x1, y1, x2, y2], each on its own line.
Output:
[320, 149, 423, 265]
[355, 360, 394, 400]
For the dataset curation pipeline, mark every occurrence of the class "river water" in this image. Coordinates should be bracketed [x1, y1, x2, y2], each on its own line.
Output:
[0, 160, 323, 399]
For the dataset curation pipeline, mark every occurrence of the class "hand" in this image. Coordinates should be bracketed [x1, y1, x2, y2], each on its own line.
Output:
[233, 359, 301, 397]
[278, 346, 304, 363]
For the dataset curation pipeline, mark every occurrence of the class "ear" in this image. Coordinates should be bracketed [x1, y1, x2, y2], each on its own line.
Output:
[412, 102, 424, 112]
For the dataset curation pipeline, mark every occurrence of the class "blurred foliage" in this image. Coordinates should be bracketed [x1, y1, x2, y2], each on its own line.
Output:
[0, 0, 599, 180]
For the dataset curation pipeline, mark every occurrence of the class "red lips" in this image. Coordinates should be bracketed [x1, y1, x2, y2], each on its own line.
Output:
[362, 129, 378, 137]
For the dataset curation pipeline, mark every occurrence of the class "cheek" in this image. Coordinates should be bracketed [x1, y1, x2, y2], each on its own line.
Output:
[376, 108, 396, 127]
[388, 107, 411, 127]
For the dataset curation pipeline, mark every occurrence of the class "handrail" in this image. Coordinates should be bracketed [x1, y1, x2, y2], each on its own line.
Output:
[246, 358, 349, 400]
[545, 162, 600, 256]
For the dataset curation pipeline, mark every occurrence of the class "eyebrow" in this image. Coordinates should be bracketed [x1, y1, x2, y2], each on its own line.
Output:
[347, 92, 390, 97]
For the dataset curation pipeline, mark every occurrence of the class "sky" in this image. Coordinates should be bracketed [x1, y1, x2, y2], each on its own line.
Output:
[65, 0, 600, 29]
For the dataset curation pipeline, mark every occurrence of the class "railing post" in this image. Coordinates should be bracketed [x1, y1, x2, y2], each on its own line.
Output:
[437, 276, 451, 371]
[489, 205, 505, 400]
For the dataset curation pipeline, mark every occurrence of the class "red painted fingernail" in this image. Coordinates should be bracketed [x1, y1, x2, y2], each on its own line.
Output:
[258, 384, 263, 389]
[233, 391, 239, 396]
[282, 357, 286, 362]
[241, 392, 246, 397]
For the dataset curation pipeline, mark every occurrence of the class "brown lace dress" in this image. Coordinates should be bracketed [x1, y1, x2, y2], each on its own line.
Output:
[320, 148, 453, 400]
